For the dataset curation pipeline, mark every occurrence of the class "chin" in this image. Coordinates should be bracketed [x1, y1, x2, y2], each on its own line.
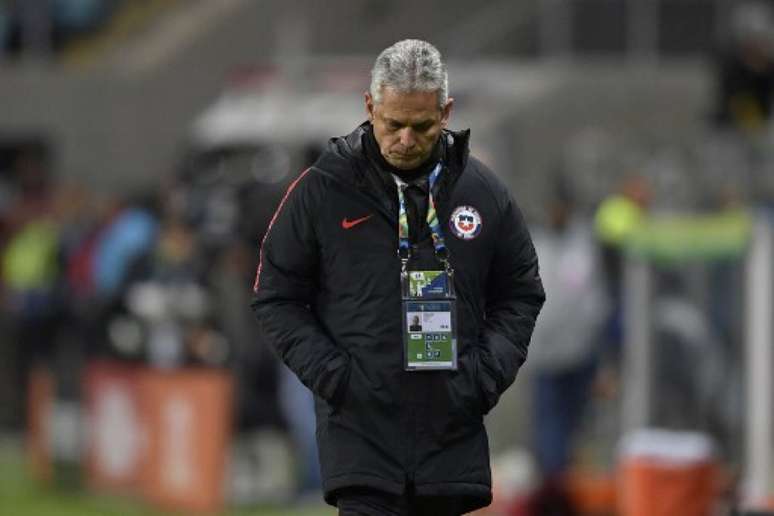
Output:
[389, 156, 422, 170]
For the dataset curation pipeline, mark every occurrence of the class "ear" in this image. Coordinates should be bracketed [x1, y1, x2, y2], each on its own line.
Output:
[440, 97, 454, 128]
[365, 91, 376, 122]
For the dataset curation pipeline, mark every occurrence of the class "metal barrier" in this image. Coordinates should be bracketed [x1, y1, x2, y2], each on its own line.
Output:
[619, 209, 774, 512]
[743, 213, 773, 510]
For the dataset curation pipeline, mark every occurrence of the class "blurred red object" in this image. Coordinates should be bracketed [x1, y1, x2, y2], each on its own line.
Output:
[83, 361, 144, 493]
[138, 368, 234, 513]
[27, 365, 54, 482]
[565, 469, 617, 515]
[619, 458, 719, 516]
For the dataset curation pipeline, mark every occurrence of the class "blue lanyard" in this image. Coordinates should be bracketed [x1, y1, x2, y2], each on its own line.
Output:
[396, 162, 447, 264]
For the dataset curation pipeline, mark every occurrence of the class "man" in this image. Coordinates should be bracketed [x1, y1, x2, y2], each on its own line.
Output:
[713, 1, 774, 131]
[252, 39, 544, 515]
[527, 185, 609, 512]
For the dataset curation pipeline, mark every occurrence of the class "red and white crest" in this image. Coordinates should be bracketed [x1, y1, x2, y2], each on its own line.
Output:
[450, 205, 482, 240]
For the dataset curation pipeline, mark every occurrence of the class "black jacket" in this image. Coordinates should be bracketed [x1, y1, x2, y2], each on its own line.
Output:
[251, 122, 544, 512]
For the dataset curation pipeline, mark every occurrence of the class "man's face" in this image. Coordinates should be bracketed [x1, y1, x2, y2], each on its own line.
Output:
[366, 87, 453, 170]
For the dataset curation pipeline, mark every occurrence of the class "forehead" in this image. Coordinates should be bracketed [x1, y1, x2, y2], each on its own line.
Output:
[375, 87, 441, 121]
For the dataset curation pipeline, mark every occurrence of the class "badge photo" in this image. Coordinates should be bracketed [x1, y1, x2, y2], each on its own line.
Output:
[450, 205, 482, 240]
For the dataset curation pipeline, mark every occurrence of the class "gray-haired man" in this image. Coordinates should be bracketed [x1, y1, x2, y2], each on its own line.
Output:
[252, 39, 544, 515]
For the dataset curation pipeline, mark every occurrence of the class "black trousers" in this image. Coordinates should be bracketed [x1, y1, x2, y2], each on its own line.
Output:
[336, 486, 464, 516]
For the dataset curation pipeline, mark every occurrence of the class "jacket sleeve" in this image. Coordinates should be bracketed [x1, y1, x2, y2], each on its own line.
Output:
[250, 172, 349, 404]
[477, 195, 545, 412]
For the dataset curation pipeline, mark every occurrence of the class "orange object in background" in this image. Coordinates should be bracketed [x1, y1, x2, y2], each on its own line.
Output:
[138, 368, 234, 513]
[617, 429, 720, 516]
[83, 361, 144, 493]
[27, 365, 54, 482]
[619, 458, 718, 516]
[565, 469, 618, 515]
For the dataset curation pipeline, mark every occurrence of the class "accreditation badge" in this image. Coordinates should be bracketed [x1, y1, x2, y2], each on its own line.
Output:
[402, 270, 458, 371]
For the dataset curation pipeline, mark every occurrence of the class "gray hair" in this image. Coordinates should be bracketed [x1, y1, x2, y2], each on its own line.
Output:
[370, 39, 448, 109]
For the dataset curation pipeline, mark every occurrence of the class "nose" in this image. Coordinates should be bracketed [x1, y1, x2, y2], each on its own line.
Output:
[399, 128, 416, 149]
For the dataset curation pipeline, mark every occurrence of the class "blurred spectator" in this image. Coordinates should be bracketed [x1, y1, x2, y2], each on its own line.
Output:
[594, 175, 651, 351]
[92, 197, 157, 300]
[61, 190, 110, 305]
[713, 2, 774, 132]
[167, 169, 287, 423]
[709, 2, 774, 206]
[278, 365, 321, 495]
[121, 213, 203, 365]
[0, 146, 61, 428]
[2, 0, 53, 59]
[1, 0, 124, 60]
[209, 240, 284, 430]
[53, 0, 115, 39]
[527, 183, 609, 512]
[8, 0, 54, 59]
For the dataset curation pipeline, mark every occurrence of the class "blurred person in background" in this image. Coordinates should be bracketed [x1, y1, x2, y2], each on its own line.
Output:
[1, 0, 53, 59]
[210, 239, 286, 430]
[117, 207, 215, 367]
[168, 170, 292, 498]
[276, 363, 321, 497]
[713, 1, 774, 133]
[84, 194, 158, 360]
[60, 190, 119, 354]
[252, 39, 544, 515]
[526, 182, 609, 515]
[0, 145, 62, 428]
[1, 0, 124, 59]
[711, 1, 774, 205]
[594, 174, 651, 358]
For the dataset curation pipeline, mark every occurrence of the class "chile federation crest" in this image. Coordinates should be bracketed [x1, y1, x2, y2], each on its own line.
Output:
[450, 205, 482, 240]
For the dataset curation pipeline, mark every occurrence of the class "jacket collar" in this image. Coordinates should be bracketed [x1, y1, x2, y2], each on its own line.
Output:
[312, 121, 471, 214]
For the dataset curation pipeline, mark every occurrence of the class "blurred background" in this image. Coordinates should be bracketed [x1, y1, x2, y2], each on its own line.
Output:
[1, 0, 773, 515]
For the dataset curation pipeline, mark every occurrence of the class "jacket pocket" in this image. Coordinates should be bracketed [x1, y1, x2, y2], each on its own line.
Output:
[452, 351, 487, 418]
[421, 353, 484, 446]
[326, 356, 387, 417]
[472, 345, 504, 415]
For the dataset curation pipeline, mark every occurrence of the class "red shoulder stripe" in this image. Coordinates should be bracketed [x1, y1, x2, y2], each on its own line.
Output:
[252, 168, 312, 292]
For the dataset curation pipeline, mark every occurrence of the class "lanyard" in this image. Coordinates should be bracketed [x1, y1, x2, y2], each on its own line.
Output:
[396, 162, 448, 267]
